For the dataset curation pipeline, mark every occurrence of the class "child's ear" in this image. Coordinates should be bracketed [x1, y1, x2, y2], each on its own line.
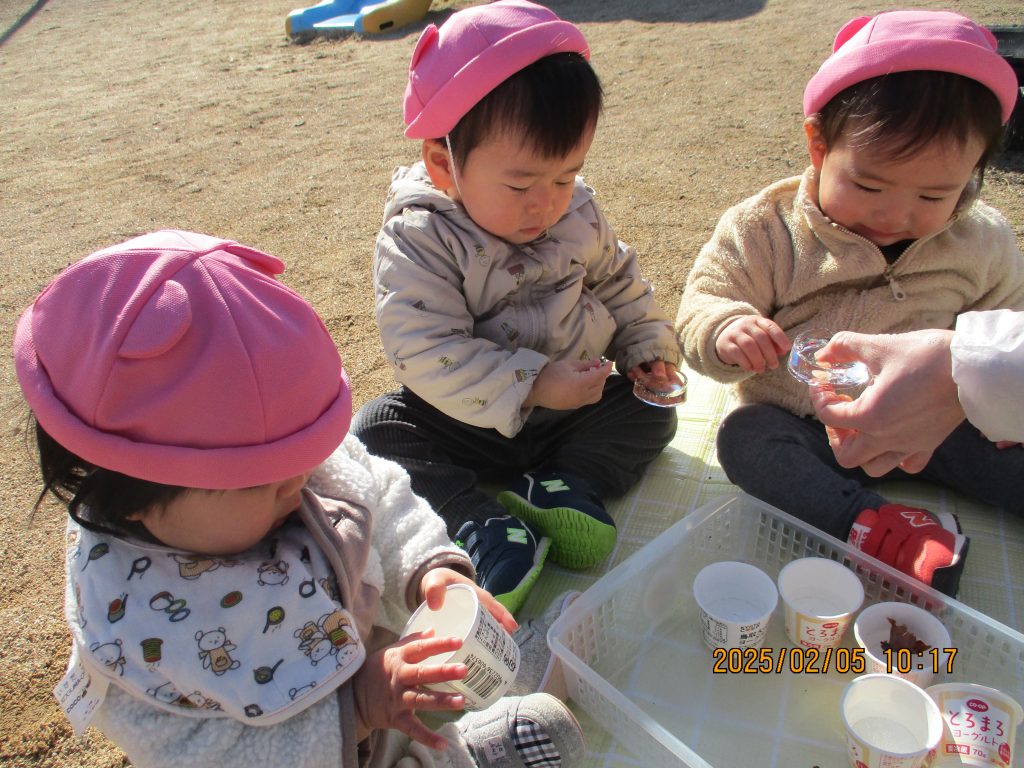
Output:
[804, 117, 828, 172]
[422, 139, 456, 194]
[275, 473, 308, 501]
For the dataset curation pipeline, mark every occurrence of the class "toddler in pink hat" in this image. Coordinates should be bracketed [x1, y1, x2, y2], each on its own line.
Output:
[354, 0, 682, 616]
[14, 229, 585, 768]
[677, 10, 1024, 599]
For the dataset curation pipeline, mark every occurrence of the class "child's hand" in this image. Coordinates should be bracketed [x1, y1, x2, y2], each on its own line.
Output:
[523, 358, 612, 410]
[417, 566, 518, 633]
[627, 359, 678, 383]
[715, 316, 791, 373]
[353, 630, 467, 751]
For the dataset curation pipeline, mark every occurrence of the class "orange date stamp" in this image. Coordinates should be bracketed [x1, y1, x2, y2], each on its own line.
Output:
[711, 646, 958, 675]
[712, 646, 867, 674]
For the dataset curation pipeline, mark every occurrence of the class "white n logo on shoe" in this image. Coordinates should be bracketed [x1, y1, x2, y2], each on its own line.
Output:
[899, 509, 937, 528]
[507, 527, 528, 545]
[540, 479, 570, 493]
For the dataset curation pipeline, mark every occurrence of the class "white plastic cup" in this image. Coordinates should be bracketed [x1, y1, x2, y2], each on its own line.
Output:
[400, 583, 519, 710]
[841, 673, 944, 768]
[926, 683, 1024, 767]
[692, 561, 778, 651]
[777, 557, 864, 649]
[853, 601, 952, 688]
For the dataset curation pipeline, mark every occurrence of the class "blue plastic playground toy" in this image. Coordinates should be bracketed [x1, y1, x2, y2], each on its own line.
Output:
[286, 0, 431, 39]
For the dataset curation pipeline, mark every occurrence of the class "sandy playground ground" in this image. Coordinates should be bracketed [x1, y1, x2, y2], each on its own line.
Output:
[1, 0, 1021, 764]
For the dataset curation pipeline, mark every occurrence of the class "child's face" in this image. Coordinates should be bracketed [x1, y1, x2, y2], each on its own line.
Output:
[806, 121, 985, 247]
[127, 473, 309, 555]
[426, 127, 595, 244]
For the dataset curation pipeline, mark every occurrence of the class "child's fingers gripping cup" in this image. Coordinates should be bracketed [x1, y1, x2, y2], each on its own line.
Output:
[400, 583, 520, 710]
[841, 674, 944, 768]
[777, 557, 864, 650]
[693, 561, 778, 651]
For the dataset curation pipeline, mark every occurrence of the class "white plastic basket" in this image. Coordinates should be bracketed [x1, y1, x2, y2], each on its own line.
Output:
[548, 493, 1024, 768]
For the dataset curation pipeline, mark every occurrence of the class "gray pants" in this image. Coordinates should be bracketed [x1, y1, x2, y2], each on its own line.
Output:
[352, 375, 677, 537]
[716, 403, 1024, 540]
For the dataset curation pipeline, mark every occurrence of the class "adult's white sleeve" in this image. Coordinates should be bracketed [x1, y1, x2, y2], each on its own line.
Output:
[952, 310, 1024, 442]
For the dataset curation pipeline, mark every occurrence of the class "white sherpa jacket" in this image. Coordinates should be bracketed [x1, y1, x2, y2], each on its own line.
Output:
[66, 434, 472, 768]
[676, 169, 1024, 417]
[954, 309, 1024, 443]
[374, 163, 680, 438]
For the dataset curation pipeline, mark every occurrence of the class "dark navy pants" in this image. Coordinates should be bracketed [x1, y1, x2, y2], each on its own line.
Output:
[716, 402, 1024, 540]
[352, 375, 677, 537]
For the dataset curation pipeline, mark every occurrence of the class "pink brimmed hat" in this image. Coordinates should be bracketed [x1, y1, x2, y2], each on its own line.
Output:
[13, 230, 352, 489]
[804, 10, 1019, 124]
[403, 0, 589, 139]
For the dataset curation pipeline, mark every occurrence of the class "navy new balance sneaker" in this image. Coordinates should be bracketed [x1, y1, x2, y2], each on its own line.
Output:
[455, 515, 550, 615]
[497, 471, 616, 570]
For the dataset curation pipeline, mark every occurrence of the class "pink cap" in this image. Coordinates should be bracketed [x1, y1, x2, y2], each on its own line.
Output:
[403, 0, 589, 139]
[804, 10, 1019, 124]
[13, 230, 352, 490]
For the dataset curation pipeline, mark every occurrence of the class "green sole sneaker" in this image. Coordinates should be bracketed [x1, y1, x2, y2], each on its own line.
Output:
[493, 536, 551, 615]
[498, 486, 616, 569]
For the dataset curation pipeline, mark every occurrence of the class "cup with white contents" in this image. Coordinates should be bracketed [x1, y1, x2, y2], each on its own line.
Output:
[692, 560, 778, 651]
[777, 556, 864, 650]
[841, 673, 944, 768]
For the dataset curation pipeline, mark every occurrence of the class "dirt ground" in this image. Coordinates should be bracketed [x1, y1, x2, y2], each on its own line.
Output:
[0, 0, 1021, 764]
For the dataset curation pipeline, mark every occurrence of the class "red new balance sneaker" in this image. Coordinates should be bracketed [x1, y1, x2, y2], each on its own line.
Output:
[848, 503, 969, 597]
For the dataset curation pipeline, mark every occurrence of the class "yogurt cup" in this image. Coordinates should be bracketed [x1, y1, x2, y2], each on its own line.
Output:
[853, 601, 953, 688]
[693, 561, 778, 651]
[926, 682, 1023, 767]
[777, 557, 864, 650]
[400, 583, 519, 710]
[842, 673, 944, 768]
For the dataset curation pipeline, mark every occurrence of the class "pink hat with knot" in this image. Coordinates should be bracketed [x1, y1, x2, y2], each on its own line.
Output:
[13, 230, 352, 490]
[403, 0, 589, 139]
[804, 10, 1019, 123]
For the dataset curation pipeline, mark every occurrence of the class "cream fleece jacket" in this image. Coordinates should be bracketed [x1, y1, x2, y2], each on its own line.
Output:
[72, 435, 471, 768]
[676, 169, 1024, 417]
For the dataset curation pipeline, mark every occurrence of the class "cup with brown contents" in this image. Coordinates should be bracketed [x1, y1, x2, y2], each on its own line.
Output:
[853, 601, 953, 688]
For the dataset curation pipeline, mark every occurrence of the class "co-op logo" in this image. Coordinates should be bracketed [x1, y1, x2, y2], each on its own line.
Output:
[966, 698, 989, 712]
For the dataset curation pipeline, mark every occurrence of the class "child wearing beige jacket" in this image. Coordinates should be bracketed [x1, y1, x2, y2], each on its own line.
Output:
[676, 10, 1024, 598]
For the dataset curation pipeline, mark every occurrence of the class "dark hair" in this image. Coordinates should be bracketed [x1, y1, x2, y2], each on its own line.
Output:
[445, 51, 603, 168]
[32, 417, 188, 538]
[816, 70, 1004, 193]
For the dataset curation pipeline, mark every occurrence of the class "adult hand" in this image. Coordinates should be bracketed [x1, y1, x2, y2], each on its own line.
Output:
[353, 630, 468, 751]
[809, 329, 965, 476]
[715, 316, 791, 373]
[523, 358, 612, 410]
[417, 566, 517, 633]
